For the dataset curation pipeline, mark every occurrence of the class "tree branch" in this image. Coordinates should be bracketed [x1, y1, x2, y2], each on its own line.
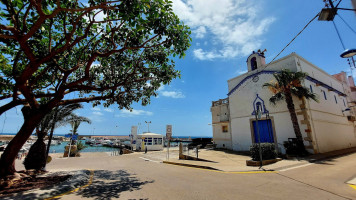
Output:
[0, 100, 25, 116]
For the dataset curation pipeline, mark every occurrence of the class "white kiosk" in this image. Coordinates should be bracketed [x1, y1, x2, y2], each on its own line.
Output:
[137, 132, 164, 151]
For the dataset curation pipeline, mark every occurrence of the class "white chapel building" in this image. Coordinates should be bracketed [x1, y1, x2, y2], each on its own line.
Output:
[211, 51, 356, 154]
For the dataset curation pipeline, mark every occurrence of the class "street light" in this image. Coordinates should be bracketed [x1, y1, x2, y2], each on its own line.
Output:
[318, 0, 356, 21]
[318, 8, 337, 21]
[340, 49, 356, 58]
[145, 121, 151, 132]
[340, 49, 356, 69]
[254, 104, 263, 168]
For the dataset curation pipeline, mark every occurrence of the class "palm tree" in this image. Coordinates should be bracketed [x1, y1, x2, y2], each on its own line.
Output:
[68, 120, 90, 154]
[23, 103, 90, 170]
[263, 69, 318, 154]
[70, 120, 82, 136]
[68, 118, 91, 145]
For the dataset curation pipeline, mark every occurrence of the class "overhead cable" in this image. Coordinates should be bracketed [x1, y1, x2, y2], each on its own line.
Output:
[269, 12, 320, 64]
[332, 20, 346, 49]
[337, 14, 356, 36]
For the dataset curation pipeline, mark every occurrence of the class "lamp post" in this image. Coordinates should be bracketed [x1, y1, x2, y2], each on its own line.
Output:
[138, 122, 141, 134]
[318, 0, 356, 21]
[145, 121, 151, 132]
[254, 105, 263, 168]
[341, 49, 356, 69]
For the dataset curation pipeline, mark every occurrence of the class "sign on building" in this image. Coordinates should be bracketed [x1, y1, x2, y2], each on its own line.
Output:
[166, 125, 172, 140]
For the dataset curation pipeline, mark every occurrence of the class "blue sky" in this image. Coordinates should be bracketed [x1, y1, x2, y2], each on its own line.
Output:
[1, 0, 356, 137]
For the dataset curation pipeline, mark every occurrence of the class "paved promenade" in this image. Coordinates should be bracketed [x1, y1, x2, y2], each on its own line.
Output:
[141, 148, 310, 172]
[5, 148, 356, 199]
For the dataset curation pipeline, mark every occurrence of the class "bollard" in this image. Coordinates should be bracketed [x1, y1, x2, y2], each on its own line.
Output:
[179, 142, 183, 157]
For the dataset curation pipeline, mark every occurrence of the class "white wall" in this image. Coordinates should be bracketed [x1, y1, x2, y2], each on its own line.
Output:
[211, 103, 232, 149]
[228, 65, 308, 153]
[212, 124, 232, 149]
[309, 111, 356, 153]
[214, 52, 356, 154]
[296, 54, 356, 153]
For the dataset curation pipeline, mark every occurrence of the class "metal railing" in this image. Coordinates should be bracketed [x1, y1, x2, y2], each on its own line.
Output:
[212, 98, 229, 107]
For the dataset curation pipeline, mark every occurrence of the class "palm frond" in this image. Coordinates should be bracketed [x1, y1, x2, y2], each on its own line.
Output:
[37, 103, 89, 136]
[269, 92, 284, 105]
[264, 69, 318, 104]
[262, 83, 276, 88]
[291, 86, 319, 103]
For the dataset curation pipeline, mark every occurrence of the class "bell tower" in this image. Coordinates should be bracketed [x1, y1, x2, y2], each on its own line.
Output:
[247, 49, 266, 72]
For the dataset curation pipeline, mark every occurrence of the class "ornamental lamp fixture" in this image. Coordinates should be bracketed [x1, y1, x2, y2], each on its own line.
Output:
[340, 49, 356, 58]
[340, 49, 356, 69]
[318, 8, 337, 21]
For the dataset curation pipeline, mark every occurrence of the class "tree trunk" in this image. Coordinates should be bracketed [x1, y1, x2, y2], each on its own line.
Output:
[0, 106, 46, 178]
[23, 133, 47, 170]
[44, 107, 58, 169]
[285, 92, 305, 148]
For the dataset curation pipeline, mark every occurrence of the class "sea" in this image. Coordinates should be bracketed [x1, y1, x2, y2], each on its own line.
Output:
[48, 140, 119, 153]
[0, 133, 211, 153]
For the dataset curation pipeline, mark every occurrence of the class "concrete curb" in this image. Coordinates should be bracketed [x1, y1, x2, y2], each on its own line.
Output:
[162, 161, 277, 173]
[163, 161, 220, 171]
[307, 147, 356, 163]
[346, 176, 356, 186]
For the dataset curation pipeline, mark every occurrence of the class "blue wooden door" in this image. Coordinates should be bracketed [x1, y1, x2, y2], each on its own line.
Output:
[252, 119, 274, 143]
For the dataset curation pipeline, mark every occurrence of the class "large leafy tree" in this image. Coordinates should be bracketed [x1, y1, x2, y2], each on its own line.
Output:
[0, 0, 191, 176]
[263, 69, 318, 154]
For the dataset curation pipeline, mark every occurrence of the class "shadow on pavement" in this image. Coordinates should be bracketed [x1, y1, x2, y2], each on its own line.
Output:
[76, 170, 154, 200]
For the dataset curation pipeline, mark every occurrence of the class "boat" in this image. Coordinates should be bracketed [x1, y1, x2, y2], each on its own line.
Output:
[0, 144, 7, 151]
[102, 140, 114, 147]
[85, 139, 95, 145]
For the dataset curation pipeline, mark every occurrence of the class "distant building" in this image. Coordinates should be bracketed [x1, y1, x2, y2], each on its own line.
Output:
[211, 51, 356, 154]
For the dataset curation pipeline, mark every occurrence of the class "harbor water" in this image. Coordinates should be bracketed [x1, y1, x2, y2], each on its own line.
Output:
[48, 140, 192, 153]
[48, 140, 118, 153]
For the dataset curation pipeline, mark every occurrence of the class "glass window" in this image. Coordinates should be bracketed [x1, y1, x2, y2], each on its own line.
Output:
[310, 85, 313, 93]
[144, 138, 153, 145]
[222, 125, 228, 133]
[334, 95, 337, 104]
[158, 138, 162, 145]
[323, 90, 327, 100]
[343, 98, 346, 107]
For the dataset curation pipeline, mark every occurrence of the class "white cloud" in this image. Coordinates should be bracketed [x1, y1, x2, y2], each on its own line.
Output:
[195, 26, 206, 38]
[92, 111, 103, 116]
[104, 108, 114, 113]
[235, 69, 248, 75]
[193, 48, 218, 60]
[91, 107, 101, 111]
[172, 0, 275, 60]
[116, 109, 153, 117]
[156, 84, 185, 99]
[160, 91, 185, 99]
[157, 85, 165, 91]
